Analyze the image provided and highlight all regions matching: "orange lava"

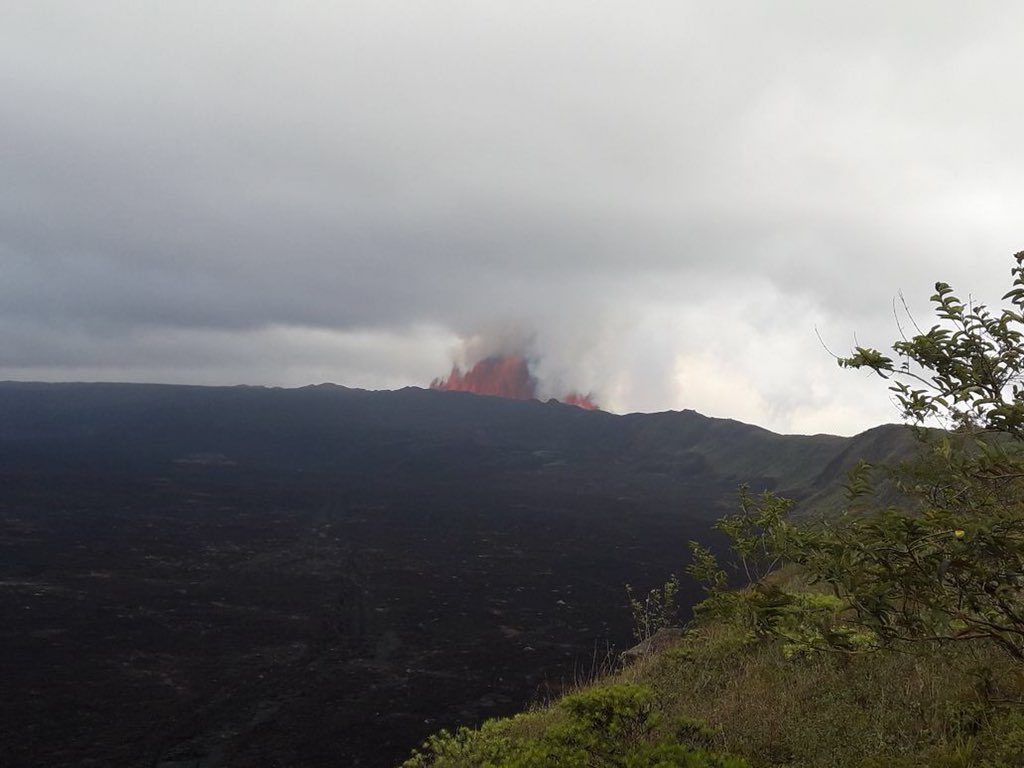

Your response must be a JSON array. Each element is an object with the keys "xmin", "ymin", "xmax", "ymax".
[
  {"xmin": 562, "ymin": 392, "xmax": 599, "ymax": 410},
  {"xmin": 431, "ymin": 355, "xmax": 537, "ymax": 400},
  {"xmin": 431, "ymin": 355, "xmax": 599, "ymax": 410}
]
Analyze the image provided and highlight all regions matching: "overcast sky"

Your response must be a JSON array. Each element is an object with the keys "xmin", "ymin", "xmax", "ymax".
[{"xmin": 2, "ymin": 2, "xmax": 1022, "ymax": 434}]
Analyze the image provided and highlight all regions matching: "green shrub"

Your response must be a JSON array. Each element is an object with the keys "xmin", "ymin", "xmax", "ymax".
[
  {"xmin": 402, "ymin": 714, "xmax": 537, "ymax": 768},
  {"xmin": 976, "ymin": 709, "xmax": 1024, "ymax": 767},
  {"xmin": 403, "ymin": 684, "xmax": 748, "ymax": 768}
]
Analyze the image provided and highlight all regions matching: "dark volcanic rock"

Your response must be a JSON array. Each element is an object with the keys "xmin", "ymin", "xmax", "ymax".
[{"xmin": 0, "ymin": 382, "xmax": 912, "ymax": 767}]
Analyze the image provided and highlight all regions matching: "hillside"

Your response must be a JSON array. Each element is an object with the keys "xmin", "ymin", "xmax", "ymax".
[
  {"xmin": 403, "ymin": 575, "xmax": 1024, "ymax": 768},
  {"xmin": 0, "ymin": 382, "xmax": 913, "ymax": 767}
]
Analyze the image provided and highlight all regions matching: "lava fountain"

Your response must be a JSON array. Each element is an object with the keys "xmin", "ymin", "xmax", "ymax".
[{"xmin": 431, "ymin": 355, "xmax": 599, "ymax": 410}]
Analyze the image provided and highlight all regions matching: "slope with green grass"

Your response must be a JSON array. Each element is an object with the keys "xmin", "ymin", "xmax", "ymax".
[{"xmin": 402, "ymin": 578, "xmax": 1024, "ymax": 768}]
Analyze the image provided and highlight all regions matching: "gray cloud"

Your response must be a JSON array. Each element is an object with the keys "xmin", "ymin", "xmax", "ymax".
[{"xmin": 2, "ymin": 2, "xmax": 1022, "ymax": 433}]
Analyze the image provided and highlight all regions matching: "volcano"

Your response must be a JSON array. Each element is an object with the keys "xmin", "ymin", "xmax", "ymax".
[{"xmin": 430, "ymin": 355, "xmax": 598, "ymax": 409}]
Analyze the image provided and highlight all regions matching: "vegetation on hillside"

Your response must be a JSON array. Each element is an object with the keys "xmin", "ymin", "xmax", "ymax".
[
  {"xmin": 403, "ymin": 255, "xmax": 1024, "ymax": 768},
  {"xmin": 689, "ymin": 254, "xmax": 1024, "ymax": 664},
  {"xmin": 403, "ymin": 590, "xmax": 1024, "ymax": 767}
]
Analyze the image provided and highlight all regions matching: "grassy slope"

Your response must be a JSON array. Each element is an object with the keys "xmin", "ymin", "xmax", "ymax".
[
  {"xmin": 620, "ymin": 411, "xmax": 916, "ymax": 512},
  {"xmin": 402, "ymin": 582, "xmax": 1024, "ymax": 768},
  {"xmin": 792, "ymin": 424, "xmax": 922, "ymax": 518}
]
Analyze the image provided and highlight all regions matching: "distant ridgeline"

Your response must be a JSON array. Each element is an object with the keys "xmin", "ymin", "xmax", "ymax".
[{"xmin": 0, "ymin": 381, "xmax": 911, "ymax": 518}]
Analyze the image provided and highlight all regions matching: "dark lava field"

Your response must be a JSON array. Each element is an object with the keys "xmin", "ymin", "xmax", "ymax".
[{"xmin": 0, "ymin": 382, "xmax": 908, "ymax": 767}]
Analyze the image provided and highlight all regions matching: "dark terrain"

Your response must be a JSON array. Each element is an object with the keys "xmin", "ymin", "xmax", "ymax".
[{"xmin": 0, "ymin": 382, "xmax": 911, "ymax": 767}]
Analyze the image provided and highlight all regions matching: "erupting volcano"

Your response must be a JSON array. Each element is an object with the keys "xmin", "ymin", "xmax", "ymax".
[
  {"xmin": 561, "ymin": 392, "xmax": 599, "ymax": 410},
  {"xmin": 431, "ymin": 355, "xmax": 599, "ymax": 410},
  {"xmin": 432, "ymin": 355, "xmax": 536, "ymax": 400}
]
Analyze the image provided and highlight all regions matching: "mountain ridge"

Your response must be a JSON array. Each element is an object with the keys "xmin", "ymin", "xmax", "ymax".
[{"xmin": 0, "ymin": 380, "xmax": 908, "ymax": 506}]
